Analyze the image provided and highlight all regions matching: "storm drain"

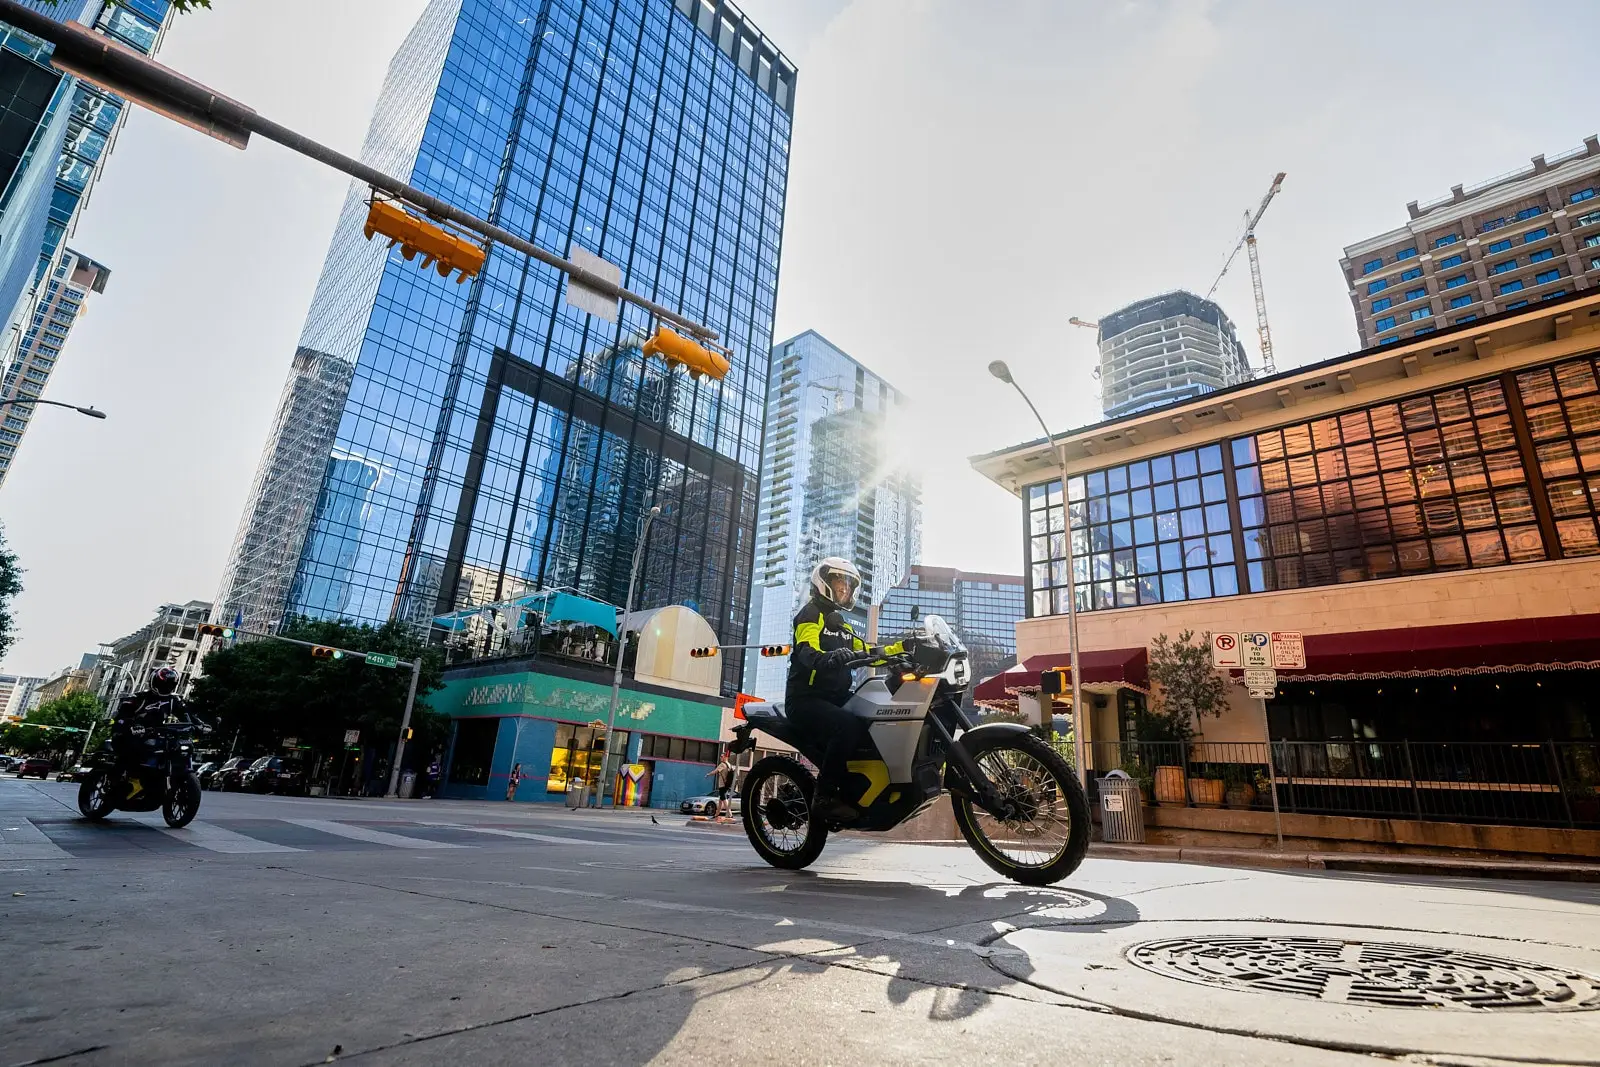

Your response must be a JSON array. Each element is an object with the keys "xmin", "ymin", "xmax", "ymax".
[{"xmin": 1125, "ymin": 935, "xmax": 1600, "ymax": 1012}]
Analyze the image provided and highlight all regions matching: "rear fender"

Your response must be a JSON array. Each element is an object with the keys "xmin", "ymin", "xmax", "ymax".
[{"xmin": 958, "ymin": 722, "xmax": 1031, "ymax": 749}]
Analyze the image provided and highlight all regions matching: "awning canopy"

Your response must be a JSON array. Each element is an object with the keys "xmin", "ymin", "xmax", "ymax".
[
  {"xmin": 1289, "ymin": 612, "xmax": 1600, "ymax": 681},
  {"xmin": 973, "ymin": 648, "xmax": 1149, "ymax": 710},
  {"xmin": 432, "ymin": 590, "xmax": 619, "ymax": 636}
]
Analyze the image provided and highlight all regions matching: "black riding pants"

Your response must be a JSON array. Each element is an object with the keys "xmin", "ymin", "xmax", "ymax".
[{"xmin": 786, "ymin": 693, "xmax": 864, "ymax": 790}]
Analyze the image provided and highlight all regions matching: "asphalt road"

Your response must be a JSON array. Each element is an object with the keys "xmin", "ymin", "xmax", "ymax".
[{"xmin": 4, "ymin": 775, "xmax": 1600, "ymax": 1067}]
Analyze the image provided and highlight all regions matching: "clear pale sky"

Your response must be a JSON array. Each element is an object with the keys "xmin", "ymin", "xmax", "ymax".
[{"xmin": 3, "ymin": 0, "xmax": 1597, "ymax": 676}]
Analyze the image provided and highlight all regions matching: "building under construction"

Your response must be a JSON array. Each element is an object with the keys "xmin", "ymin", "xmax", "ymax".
[{"xmin": 1094, "ymin": 291, "xmax": 1252, "ymax": 419}]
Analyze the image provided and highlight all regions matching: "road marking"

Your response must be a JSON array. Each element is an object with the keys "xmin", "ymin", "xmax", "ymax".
[
  {"xmin": 283, "ymin": 818, "xmax": 465, "ymax": 849},
  {"xmin": 0, "ymin": 818, "xmax": 70, "ymax": 859},
  {"xmin": 127, "ymin": 814, "xmax": 304, "ymax": 854},
  {"xmin": 416, "ymin": 822, "xmax": 614, "ymax": 846}
]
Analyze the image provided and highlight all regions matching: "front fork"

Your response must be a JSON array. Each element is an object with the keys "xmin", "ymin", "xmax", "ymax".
[{"xmin": 927, "ymin": 701, "xmax": 1017, "ymax": 819}]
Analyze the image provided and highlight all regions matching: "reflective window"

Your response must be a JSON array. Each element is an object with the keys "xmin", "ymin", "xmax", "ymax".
[{"xmin": 1516, "ymin": 358, "xmax": 1600, "ymax": 556}]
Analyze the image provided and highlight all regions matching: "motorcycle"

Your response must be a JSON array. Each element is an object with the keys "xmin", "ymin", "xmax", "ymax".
[
  {"xmin": 77, "ymin": 717, "xmax": 210, "ymax": 828},
  {"xmin": 729, "ymin": 614, "xmax": 1090, "ymax": 886}
]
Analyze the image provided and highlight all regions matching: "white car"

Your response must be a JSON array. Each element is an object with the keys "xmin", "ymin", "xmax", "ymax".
[{"xmin": 679, "ymin": 793, "xmax": 740, "ymax": 817}]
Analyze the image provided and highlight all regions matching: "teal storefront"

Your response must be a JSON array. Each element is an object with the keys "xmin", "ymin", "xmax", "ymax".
[{"xmin": 433, "ymin": 662, "xmax": 727, "ymax": 808}]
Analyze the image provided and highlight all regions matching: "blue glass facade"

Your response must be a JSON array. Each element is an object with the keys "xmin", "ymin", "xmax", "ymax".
[{"xmin": 221, "ymin": 0, "xmax": 793, "ymax": 695}]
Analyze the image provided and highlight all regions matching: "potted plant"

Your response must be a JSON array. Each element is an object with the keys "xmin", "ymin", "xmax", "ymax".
[
  {"xmin": 1223, "ymin": 764, "xmax": 1257, "ymax": 810},
  {"xmin": 1142, "ymin": 630, "xmax": 1230, "ymax": 806}
]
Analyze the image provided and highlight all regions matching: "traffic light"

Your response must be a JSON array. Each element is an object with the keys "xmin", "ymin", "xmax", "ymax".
[
  {"xmin": 1040, "ymin": 667, "xmax": 1071, "ymax": 696},
  {"xmin": 363, "ymin": 196, "xmax": 486, "ymax": 284},
  {"xmin": 311, "ymin": 646, "xmax": 344, "ymax": 660},
  {"xmin": 642, "ymin": 325, "xmax": 730, "ymax": 381},
  {"xmin": 402, "ymin": 727, "xmax": 414, "ymax": 742},
  {"xmin": 758, "ymin": 645, "xmax": 790, "ymax": 657},
  {"xmin": 197, "ymin": 623, "xmax": 234, "ymax": 639},
  {"xmin": 689, "ymin": 646, "xmax": 719, "ymax": 658}
]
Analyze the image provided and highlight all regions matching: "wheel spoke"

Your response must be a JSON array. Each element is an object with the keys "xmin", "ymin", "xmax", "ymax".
[
  {"xmin": 753, "ymin": 771, "xmax": 811, "ymax": 854},
  {"xmin": 967, "ymin": 747, "xmax": 1074, "ymax": 868}
]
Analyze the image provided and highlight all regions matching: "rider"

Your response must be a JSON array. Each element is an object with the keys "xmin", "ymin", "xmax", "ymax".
[
  {"xmin": 111, "ymin": 667, "xmax": 185, "ymax": 771},
  {"xmin": 787, "ymin": 557, "xmax": 905, "ymax": 822}
]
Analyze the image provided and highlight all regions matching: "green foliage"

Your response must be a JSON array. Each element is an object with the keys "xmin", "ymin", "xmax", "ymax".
[
  {"xmin": 0, "ymin": 691, "xmax": 103, "ymax": 755},
  {"xmin": 1140, "ymin": 630, "xmax": 1230, "ymax": 744},
  {"xmin": 188, "ymin": 618, "xmax": 445, "ymax": 766},
  {"xmin": 0, "ymin": 522, "xmax": 20, "ymax": 664}
]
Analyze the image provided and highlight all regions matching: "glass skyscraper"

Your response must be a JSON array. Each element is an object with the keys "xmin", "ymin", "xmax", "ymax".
[
  {"xmin": 873, "ymin": 566, "xmax": 1024, "ymax": 709},
  {"xmin": 745, "ymin": 330, "xmax": 921, "ymax": 700},
  {"xmin": 219, "ymin": 0, "xmax": 794, "ymax": 695}
]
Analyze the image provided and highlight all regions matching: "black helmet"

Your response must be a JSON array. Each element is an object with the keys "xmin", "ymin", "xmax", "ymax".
[{"xmin": 150, "ymin": 667, "xmax": 179, "ymax": 694}]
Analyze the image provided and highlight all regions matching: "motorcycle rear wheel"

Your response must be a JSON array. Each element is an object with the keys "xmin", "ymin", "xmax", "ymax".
[
  {"xmin": 163, "ymin": 773, "xmax": 202, "ymax": 828},
  {"xmin": 950, "ymin": 732, "xmax": 1089, "ymax": 886},
  {"xmin": 740, "ymin": 755, "xmax": 826, "ymax": 870},
  {"xmin": 77, "ymin": 770, "xmax": 115, "ymax": 821}
]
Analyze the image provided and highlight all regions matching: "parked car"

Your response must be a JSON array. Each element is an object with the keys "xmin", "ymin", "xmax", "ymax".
[
  {"xmin": 14, "ymin": 756, "xmax": 51, "ymax": 779},
  {"xmin": 55, "ymin": 764, "xmax": 92, "ymax": 782},
  {"xmin": 679, "ymin": 793, "xmax": 740, "ymax": 818},
  {"xmin": 193, "ymin": 761, "xmax": 218, "ymax": 787},
  {"xmin": 210, "ymin": 757, "xmax": 252, "ymax": 792},
  {"xmin": 0, "ymin": 755, "xmax": 17, "ymax": 771},
  {"xmin": 240, "ymin": 756, "xmax": 308, "ymax": 796}
]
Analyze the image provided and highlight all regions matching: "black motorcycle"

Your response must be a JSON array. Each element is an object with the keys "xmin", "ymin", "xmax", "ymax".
[
  {"xmin": 77, "ymin": 719, "xmax": 209, "ymax": 828},
  {"xmin": 730, "ymin": 615, "xmax": 1091, "ymax": 886}
]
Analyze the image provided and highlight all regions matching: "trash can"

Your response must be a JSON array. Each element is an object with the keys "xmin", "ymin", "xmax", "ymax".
[
  {"xmin": 398, "ymin": 770, "xmax": 417, "ymax": 799},
  {"xmin": 1096, "ymin": 769, "xmax": 1145, "ymax": 843},
  {"xmin": 565, "ymin": 778, "xmax": 586, "ymax": 809}
]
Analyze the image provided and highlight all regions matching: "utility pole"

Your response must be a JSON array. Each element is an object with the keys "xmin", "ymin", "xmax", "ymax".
[{"xmin": 594, "ymin": 505, "xmax": 661, "ymax": 809}]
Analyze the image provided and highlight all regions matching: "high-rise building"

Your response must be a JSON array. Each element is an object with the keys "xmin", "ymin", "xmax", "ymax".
[
  {"xmin": 1095, "ymin": 291, "xmax": 1251, "ymax": 419},
  {"xmin": 0, "ymin": 672, "xmax": 43, "ymax": 719},
  {"xmin": 745, "ymin": 330, "xmax": 920, "ymax": 699},
  {"xmin": 98, "ymin": 599, "xmax": 212, "ymax": 703},
  {"xmin": 1342, "ymin": 136, "xmax": 1600, "ymax": 351},
  {"xmin": 0, "ymin": 2, "xmax": 168, "ymax": 398},
  {"xmin": 218, "ymin": 0, "xmax": 794, "ymax": 697},
  {"xmin": 871, "ymin": 565, "xmax": 1023, "ymax": 708},
  {"xmin": 0, "ymin": 247, "xmax": 107, "ymax": 484}
]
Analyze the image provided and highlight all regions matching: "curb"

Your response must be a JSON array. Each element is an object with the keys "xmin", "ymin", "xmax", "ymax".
[{"xmin": 1090, "ymin": 842, "xmax": 1600, "ymax": 882}]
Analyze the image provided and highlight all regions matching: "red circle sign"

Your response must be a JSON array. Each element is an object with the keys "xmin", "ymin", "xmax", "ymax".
[{"xmin": 1214, "ymin": 634, "xmax": 1236, "ymax": 650}]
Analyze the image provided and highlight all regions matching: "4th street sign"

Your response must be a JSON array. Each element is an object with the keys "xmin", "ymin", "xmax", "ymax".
[{"xmin": 365, "ymin": 652, "xmax": 399, "ymax": 669}]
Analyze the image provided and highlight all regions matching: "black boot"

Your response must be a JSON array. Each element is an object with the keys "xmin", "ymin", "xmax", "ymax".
[{"xmin": 812, "ymin": 782, "xmax": 859, "ymax": 823}]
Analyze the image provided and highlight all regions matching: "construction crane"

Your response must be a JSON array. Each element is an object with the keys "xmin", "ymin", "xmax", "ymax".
[{"xmin": 1207, "ymin": 172, "xmax": 1286, "ymax": 376}]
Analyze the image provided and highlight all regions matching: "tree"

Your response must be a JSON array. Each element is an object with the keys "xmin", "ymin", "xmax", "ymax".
[
  {"xmin": 0, "ymin": 522, "xmax": 19, "ymax": 664},
  {"xmin": 0, "ymin": 692, "xmax": 103, "ymax": 757},
  {"xmin": 1141, "ymin": 630, "xmax": 1230, "ymax": 744},
  {"xmin": 188, "ymin": 618, "xmax": 445, "ymax": 777},
  {"xmin": 42, "ymin": 1, "xmax": 212, "ymax": 12}
]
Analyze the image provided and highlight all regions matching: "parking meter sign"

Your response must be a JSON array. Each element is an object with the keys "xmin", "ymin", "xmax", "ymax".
[
  {"xmin": 1241, "ymin": 632, "xmax": 1272, "ymax": 669},
  {"xmin": 1210, "ymin": 633, "xmax": 1241, "ymax": 668},
  {"xmin": 344, "ymin": 729, "xmax": 360, "ymax": 745}
]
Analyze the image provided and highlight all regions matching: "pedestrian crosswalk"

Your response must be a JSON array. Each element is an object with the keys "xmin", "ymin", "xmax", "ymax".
[{"xmin": 0, "ymin": 814, "xmax": 660, "ymax": 861}]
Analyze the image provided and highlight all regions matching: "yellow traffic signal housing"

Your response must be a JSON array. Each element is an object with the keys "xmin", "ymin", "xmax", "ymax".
[
  {"xmin": 311, "ymin": 646, "xmax": 343, "ymax": 660},
  {"xmin": 363, "ymin": 197, "xmax": 487, "ymax": 284},
  {"xmin": 1039, "ymin": 667, "xmax": 1070, "ymax": 696},
  {"xmin": 197, "ymin": 623, "xmax": 234, "ymax": 639},
  {"xmin": 759, "ymin": 644, "xmax": 791, "ymax": 657},
  {"xmin": 642, "ymin": 325, "xmax": 730, "ymax": 381},
  {"xmin": 689, "ymin": 646, "xmax": 719, "ymax": 658}
]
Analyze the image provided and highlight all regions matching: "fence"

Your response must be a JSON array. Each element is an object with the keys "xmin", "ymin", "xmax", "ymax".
[{"xmin": 1065, "ymin": 738, "xmax": 1600, "ymax": 831}]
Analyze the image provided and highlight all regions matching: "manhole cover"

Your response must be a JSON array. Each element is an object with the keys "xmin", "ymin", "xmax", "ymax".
[{"xmin": 1126, "ymin": 935, "xmax": 1600, "ymax": 1012}]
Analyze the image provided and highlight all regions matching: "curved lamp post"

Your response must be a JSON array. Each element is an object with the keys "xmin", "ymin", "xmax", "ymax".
[
  {"xmin": 0, "ymin": 397, "xmax": 105, "ymax": 419},
  {"xmin": 988, "ymin": 360, "xmax": 1087, "ymax": 789}
]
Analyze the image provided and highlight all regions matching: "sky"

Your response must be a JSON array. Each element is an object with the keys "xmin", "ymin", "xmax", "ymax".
[{"xmin": 3, "ymin": 0, "xmax": 1599, "ymax": 676}]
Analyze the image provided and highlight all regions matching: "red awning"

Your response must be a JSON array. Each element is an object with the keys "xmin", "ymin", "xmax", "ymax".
[
  {"xmin": 1294, "ymin": 612, "xmax": 1600, "ymax": 680},
  {"xmin": 972, "ymin": 648, "xmax": 1149, "ymax": 707}
]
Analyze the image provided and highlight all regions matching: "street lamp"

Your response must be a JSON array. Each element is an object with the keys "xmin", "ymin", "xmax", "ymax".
[
  {"xmin": 0, "ymin": 397, "xmax": 105, "ymax": 419},
  {"xmin": 988, "ymin": 359, "xmax": 1088, "ymax": 789},
  {"xmin": 594, "ymin": 503, "xmax": 661, "ymax": 809}
]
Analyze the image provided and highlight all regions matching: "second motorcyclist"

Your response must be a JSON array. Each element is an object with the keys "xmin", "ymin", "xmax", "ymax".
[{"xmin": 111, "ymin": 666, "xmax": 186, "ymax": 773}]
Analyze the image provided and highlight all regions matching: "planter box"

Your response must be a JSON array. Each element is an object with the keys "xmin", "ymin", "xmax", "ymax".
[{"xmin": 1188, "ymin": 778, "xmax": 1225, "ymax": 808}]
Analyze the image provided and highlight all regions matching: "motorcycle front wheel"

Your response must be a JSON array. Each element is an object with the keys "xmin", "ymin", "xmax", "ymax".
[
  {"xmin": 77, "ymin": 770, "xmax": 116, "ymax": 821},
  {"xmin": 163, "ymin": 773, "xmax": 202, "ymax": 828},
  {"xmin": 740, "ymin": 755, "xmax": 826, "ymax": 870},
  {"xmin": 950, "ymin": 731, "xmax": 1090, "ymax": 886}
]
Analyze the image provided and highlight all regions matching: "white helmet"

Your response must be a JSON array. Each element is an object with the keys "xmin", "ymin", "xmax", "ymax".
[{"xmin": 810, "ymin": 557, "xmax": 862, "ymax": 610}]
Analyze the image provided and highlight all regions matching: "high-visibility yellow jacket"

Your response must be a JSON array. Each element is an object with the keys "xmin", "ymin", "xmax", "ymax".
[{"xmin": 786, "ymin": 595, "xmax": 904, "ymax": 704}]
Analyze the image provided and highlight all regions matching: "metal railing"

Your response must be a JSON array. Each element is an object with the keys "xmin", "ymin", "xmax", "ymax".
[{"xmin": 1066, "ymin": 738, "xmax": 1600, "ymax": 830}]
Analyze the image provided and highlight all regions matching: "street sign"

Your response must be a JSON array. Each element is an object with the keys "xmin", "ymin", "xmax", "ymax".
[
  {"xmin": 283, "ymin": 737, "xmax": 297, "ymax": 748},
  {"xmin": 1271, "ymin": 631, "xmax": 1306, "ymax": 669},
  {"xmin": 1241, "ymin": 632, "xmax": 1272, "ymax": 669},
  {"xmin": 365, "ymin": 652, "xmax": 399, "ymax": 669},
  {"xmin": 343, "ymin": 729, "xmax": 360, "ymax": 745},
  {"xmin": 564, "ymin": 244, "xmax": 621, "ymax": 323},
  {"xmin": 1210, "ymin": 632, "xmax": 1241, "ymax": 668},
  {"xmin": 1244, "ymin": 668, "xmax": 1277, "ymax": 698}
]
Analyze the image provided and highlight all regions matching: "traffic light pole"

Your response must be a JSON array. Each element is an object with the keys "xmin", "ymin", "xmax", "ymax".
[{"xmin": 0, "ymin": 0, "xmax": 720, "ymax": 344}]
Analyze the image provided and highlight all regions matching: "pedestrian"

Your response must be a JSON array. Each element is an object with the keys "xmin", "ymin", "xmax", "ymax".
[
  {"xmin": 708, "ymin": 751, "xmax": 736, "ymax": 820},
  {"xmin": 425, "ymin": 756, "xmax": 441, "ymax": 798},
  {"xmin": 506, "ymin": 762, "xmax": 522, "ymax": 802}
]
